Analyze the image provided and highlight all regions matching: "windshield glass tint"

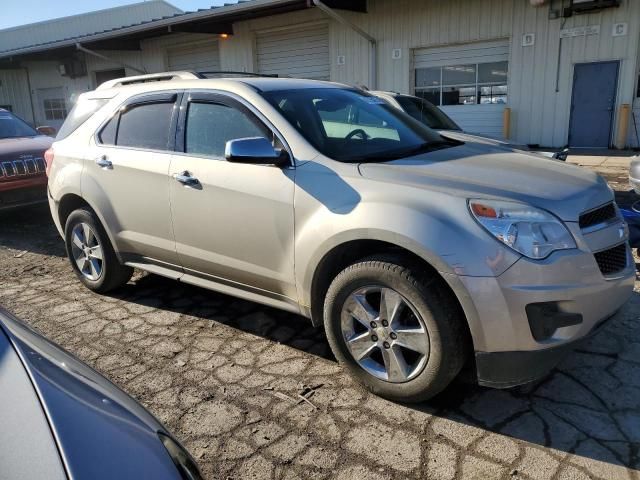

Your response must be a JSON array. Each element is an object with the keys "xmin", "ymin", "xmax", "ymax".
[
  {"xmin": 395, "ymin": 96, "xmax": 460, "ymax": 131},
  {"xmin": 261, "ymin": 88, "xmax": 447, "ymax": 162},
  {"xmin": 0, "ymin": 111, "xmax": 37, "ymax": 139}
]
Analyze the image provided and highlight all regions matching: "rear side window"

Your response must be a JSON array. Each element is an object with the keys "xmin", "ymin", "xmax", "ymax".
[
  {"xmin": 57, "ymin": 99, "xmax": 108, "ymax": 140},
  {"xmin": 98, "ymin": 101, "xmax": 175, "ymax": 151},
  {"xmin": 117, "ymin": 103, "xmax": 174, "ymax": 150},
  {"xmin": 185, "ymin": 102, "xmax": 266, "ymax": 158}
]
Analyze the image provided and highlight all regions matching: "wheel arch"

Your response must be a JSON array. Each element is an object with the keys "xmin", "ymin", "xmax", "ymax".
[
  {"xmin": 304, "ymin": 234, "xmax": 483, "ymax": 352},
  {"xmin": 57, "ymin": 193, "xmax": 123, "ymax": 263}
]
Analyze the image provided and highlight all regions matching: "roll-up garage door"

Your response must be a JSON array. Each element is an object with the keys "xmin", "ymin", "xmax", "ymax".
[
  {"xmin": 413, "ymin": 40, "xmax": 510, "ymax": 138},
  {"xmin": 256, "ymin": 25, "xmax": 330, "ymax": 80},
  {"xmin": 167, "ymin": 41, "xmax": 220, "ymax": 73}
]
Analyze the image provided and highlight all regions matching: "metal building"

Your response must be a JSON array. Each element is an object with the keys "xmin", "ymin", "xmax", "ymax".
[{"xmin": 0, "ymin": 0, "xmax": 639, "ymax": 149}]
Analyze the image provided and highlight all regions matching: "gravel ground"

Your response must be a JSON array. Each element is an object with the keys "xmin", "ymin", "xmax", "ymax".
[{"xmin": 0, "ymin": 164, "xmax": 638, "ymax": 480}]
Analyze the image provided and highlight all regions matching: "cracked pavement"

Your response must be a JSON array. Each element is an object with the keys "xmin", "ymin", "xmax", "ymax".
[{"xmin": 0, "ymin": 164, "xmax": 638, "ymax": 480}]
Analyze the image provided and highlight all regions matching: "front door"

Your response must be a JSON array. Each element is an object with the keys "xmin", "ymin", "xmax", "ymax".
[
  {"xmin": 169, "ymin": 92, "xmax": 296, "ymax": 298},
  {"xmin": 568, "ymin": 61, "xmax": 619, "ymax": 148}
]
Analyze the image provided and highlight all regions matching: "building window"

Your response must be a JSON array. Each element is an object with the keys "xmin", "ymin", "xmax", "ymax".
[
  {"xmin": 415, "ymin": 61, "xmax": 508, "ymax": 106},
  {"xmin": 43, "ymin": 98, "xmax": 68, "ymax": 121}
]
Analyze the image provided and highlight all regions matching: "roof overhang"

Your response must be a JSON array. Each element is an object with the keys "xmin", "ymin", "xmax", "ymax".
[{"xmin": 0, "ymin": 0, "xmax": 367, "ymax": 63}]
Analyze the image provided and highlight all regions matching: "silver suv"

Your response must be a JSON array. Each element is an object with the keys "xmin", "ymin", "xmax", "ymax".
[{"xmin": 47, "ymin": 72, "xmax": 635, "ymax": 402}]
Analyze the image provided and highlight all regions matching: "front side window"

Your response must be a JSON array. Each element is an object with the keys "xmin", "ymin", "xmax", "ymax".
[
  {"xmin": 262, "ymin": 88, "xmax": 454, "ymax": 163},
  {"xmin": 98, "ymin": 101, "xmax": 174, "ymax": 150},
  {"xmin": 185, "ymin": 102, "xmax": 266, "ymax": 158},
  {"xmin": 416, "ymin": 61, "xmax": 508, "ymax": 106}
]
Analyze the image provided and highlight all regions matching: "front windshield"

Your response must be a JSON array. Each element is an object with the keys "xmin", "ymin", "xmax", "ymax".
[
  {"xmin": 261, "ymin": 88, "xmax": 456, "ymax": 162},
  {"xmin": 0, "ymin": 111, "xmax": 38, "ymax": 139},
  {"xmin": 395, "ymin": 95, "xmax": 461, "ymax": 131}
]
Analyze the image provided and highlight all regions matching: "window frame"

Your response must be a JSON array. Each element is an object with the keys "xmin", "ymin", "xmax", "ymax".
[
  {"xmin": 95, "ymin": 91, "xmax": 182, "ymax": 153},
  {"xmin": 415, "ymin": 61, "xmax": 509, "ymax": 107},
  {"xmin": 176, "ymin": 90, "xmax": 294, "ymax": 168}
]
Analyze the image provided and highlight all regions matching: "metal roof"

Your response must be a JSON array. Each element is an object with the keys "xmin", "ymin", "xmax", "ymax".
[
  {"xmin": 0, "ymin": 1, "xmax": 182, "ymax": 56},
  {"xmin": 0, "ymin": 0, "xmax": 305, "ymax": 59}
]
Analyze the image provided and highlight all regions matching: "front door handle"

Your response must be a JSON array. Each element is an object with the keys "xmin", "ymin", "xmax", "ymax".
[
  {"xmin": 95, "ymin": 155, "xmax": 112, "ymax": 169},
  {"xmin": 174, "ymin": 171, "xmax": 200, "ymax": 187}
]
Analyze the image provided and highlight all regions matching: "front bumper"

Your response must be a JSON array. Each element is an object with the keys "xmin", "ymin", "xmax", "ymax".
[
  {"xmin": 475, "ymin": 313, "xmax": 614, "ymax": 388},
  {"xmin": 458, "ymin": 224, "xmax": 635, "ymax": 388},
  {"xmin": 0, "ymin": 183, "xmax": 47, "ymax": 211}
]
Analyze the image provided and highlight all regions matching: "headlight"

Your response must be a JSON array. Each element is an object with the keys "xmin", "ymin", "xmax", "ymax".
[
  {"xmin": 158, "ymin": 432, "xmax": 203, "ymax": 480},
  {"xmin": 469, "ymin": 199, "xmax": 576, "ymax": 259}
]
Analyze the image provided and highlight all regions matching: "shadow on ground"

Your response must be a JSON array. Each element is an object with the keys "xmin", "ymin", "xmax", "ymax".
[{"xmin": 1, "ymin": 202, "xmax": 638, "ymax": 475}]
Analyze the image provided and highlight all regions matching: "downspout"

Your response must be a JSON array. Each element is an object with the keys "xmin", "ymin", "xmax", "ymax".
[
  {"xmin": 22, "ymin": 67, "xmax": 37, "ymax": 126},
  {"xmin": 311, "ymin": 0, "xmax": 377, "ymax": 90},
  {"xmin": 75, "ymin": 43, "xmax": 146, "ymax": 75}
]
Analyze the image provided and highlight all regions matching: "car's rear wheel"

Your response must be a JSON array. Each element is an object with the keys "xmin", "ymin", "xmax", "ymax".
[
  {"xmin": 64, "ymin": 208, "xmax": 133, "ymax": 293},
  {"xmin": 323, "ymin": 255, "xmax": 467, "ymax": 403}
]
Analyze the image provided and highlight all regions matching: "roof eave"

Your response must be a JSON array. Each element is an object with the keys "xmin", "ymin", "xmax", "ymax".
[{"xmin": 0, "ymin": 0, "xmax": 305, "ymax": 60}]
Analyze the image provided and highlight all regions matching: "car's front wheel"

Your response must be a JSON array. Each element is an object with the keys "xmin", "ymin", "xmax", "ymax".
[
  {"xmin": 64, "ymin": 208, "xmax": 133, "ymax": 293},
  {"xmin": 323, "ymin": 255, "xmax": 468, "ymax": 403}
]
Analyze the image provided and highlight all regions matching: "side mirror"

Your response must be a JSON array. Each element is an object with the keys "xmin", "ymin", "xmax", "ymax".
[
  {"xmin": 225, "ymin": 137, "xmax": 289, "ymax": 166},
  {"xmin": 37, "ymin": 126, "xmax": 57, "ymax": 137},
  {"xmin": 552, "ymin": 147, "xmax": 569, "ymax": 161}
]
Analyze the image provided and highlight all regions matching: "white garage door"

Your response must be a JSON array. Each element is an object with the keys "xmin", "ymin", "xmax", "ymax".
[
  {"xmin": 413, "ymin": 40, "xmax": 510, "ymax": 139},
  {"xmin": 256, "ymin": 25, "xmax": 330, "ymax": 80},
  {"xmin": 167, "ymin": 41, "xmax": 220, "ymax": 73}
]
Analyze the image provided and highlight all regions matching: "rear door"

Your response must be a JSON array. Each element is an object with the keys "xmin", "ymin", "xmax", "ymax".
[
  {"xmin": 84, "ymin": 91, "xmax": 181, "ymax": 266},
  {"xmin": 168, "ymin": 91, "xmax": 296, "ymax": 298}
]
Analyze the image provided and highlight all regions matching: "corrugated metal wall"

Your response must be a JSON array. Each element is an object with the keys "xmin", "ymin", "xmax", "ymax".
[
  {"xmin": 0, "ymin": 70, "xmax": 33, "ymax": 124},
  {"xmin": 509, "ymin": 0, "xmax": 640, "ymax": 148},
  {"xmin": 11, "ymin": 0, "xmax": 640, "ymax": 147}
]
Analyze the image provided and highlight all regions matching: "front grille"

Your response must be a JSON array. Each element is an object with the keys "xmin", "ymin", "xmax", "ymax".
[
  {"xmin": 24, "ymin": 159, "xmax": 36, "ymax": 174},
  {"xmin": 2, "ymin": 162, "xmax": 16, "ymax": 176},
  {"xmin": 594, "ymin": 243, "xmax": 627, "ymax": 276},
  {"xmin": 14, "ymin": 160, "xmax": 26, "ymax": 175},
  {"xmin": 579, "ymin": 203, "xmax": 617, "ymax": 229},
  {"xmin": 35, "ymin": 158, "xmax": 46, "ymax": 172},
  {"xmin": 0, "ymin": 158, "xmax": 46, "ymax": 178}
]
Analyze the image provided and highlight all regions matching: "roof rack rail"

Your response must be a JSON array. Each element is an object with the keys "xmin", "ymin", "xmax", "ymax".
[
  {"xmin": 195, "ymin": 71, "xmax": 279, "ymax": 78},
  {"xmin": 96, "ymin": 71, "xmax": 200, "ymax": 90}
]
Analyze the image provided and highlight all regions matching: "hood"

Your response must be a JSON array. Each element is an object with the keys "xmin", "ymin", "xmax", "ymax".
[
  {"xmin": 0, "ymin": 308, "xmax": 186, "ymax": 480},
  {"xmin": 358, "ymin": 141, "xmax": 612, "ymax": 221},
  {"xmin": 0, "ymin": 135, "xmax": 53, "ymax": 157}
]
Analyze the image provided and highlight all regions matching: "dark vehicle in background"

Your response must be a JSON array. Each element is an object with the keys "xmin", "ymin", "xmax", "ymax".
[
  {"xmin": 0, "ymin": 109, "xmax": 53, "ymax": 211},
  {"xmin": 372, "ymin": 91, "xmax": 567, "ymax": 160},
  {"xmin": 0, "ymin": 307, "xmax": 202, "ymax": 480}
]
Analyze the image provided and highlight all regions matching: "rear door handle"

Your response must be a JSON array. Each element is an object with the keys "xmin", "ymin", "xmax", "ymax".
[
  {"xmin": 174, "ymin": 171, "xmax": 200, "ymax": 187},
  {"xmin": 95, "ymin": 155, "xmax": 112, "ymax": 169}
]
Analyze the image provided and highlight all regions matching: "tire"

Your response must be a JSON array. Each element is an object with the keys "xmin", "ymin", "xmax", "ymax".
[
  {"xmin": 323, "ymin": 254, "xmax": 468, "ymax": 403},
  {"xmin": 64, "ymin": 208, "xmax": 133, "ymax": 293}
]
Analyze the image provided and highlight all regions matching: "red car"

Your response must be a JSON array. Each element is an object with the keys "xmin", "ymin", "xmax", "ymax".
[{"xmin": 0, "ymin": 109, "xmax": 53, "ymax": 211}]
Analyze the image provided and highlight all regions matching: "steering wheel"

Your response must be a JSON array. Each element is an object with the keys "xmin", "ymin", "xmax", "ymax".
[{"xmin": 344, "ymin": 128, "xmax": 369, "ymax": 141}]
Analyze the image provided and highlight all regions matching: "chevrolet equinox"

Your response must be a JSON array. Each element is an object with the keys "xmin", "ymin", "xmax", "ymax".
[{"xmin": 47, "ymin": 72, "xmax": 635, "ymax": 402}]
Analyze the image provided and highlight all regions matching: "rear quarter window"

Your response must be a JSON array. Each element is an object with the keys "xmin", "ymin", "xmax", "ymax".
[{"xmin": 57, "ymin": 99, "xmax": 109, "ymax": 140}]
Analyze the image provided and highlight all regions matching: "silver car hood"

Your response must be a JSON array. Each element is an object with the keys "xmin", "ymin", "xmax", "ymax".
[{"xmin": 358, "ymin": 143, "xmax": 612, "ymax": 221}]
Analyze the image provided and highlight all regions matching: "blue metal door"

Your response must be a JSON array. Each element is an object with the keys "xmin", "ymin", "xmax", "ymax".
[{"xmin": 568, "ymin": 61, "xmax": 619, "ymax": 148}]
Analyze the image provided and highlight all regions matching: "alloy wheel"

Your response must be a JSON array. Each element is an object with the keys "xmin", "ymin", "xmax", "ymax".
[
  {"xmin": 340, "ymin": 286, "xmax": 429, "ymax": 383},
  {"xmin": 70, "ymin": 222, "xmax": 104, "ymax": 281}
]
